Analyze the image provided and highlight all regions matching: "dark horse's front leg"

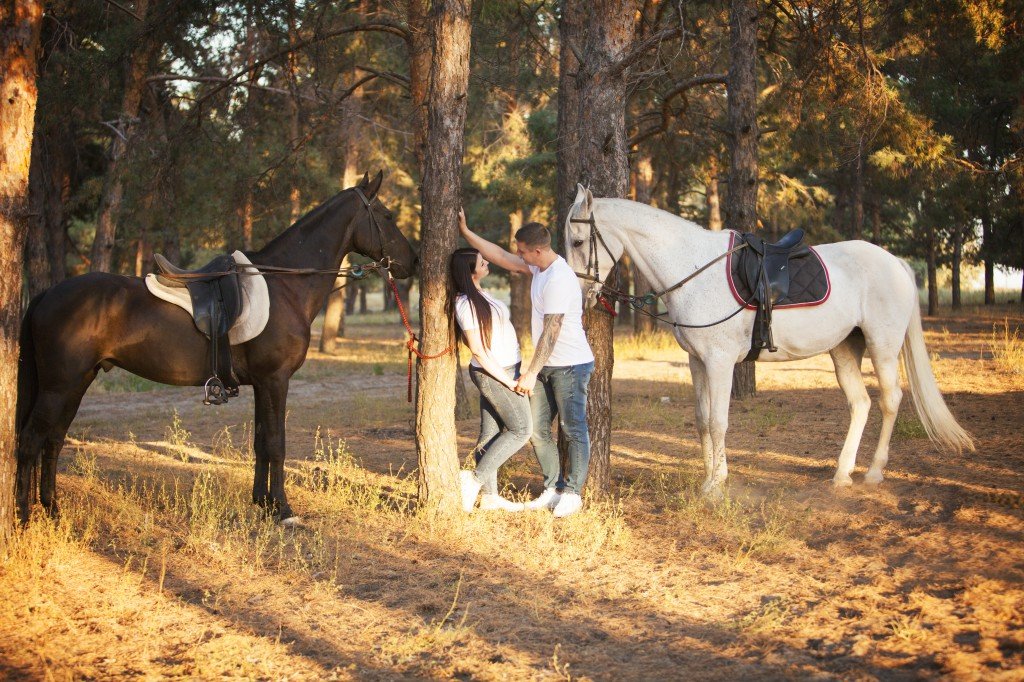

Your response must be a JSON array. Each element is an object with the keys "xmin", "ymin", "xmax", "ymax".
[{"xmin": 252, "ymin": 374, "xmax": 295, "ymax": 520}]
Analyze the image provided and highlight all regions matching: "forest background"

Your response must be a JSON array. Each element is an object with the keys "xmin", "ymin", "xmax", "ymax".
[{"xmin": 21, "ymin": 0, "xmax": 1024, "ymax": 320}]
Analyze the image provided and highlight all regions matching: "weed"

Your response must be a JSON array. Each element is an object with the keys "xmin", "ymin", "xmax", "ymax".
[
  {"xmin": 991, "ymin": 319, "xmax": 1024, "ymax": 374},
  {"xmin": 893, "ymin": 414, "xmax": 928, "ymax": 441},
  {"xmin": 737, "ymin": 596, "xmax": 791, "ymax": 634},
  {"xmin": 166, "ymin": 409, "xmax": 192, "ymax": 456},
  {"xmin": 888, "ymin": 614, "xmax": 926, "ymax": 642}
]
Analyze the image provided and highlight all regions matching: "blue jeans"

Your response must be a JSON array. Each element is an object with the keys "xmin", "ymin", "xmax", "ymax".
[
  {"xmin": 469, "ymin": 362, "xmax": 532, "ymax": 495},
  {"xmin": 530, "ymin": 361, "xmax": 594, "ymax": 494}
]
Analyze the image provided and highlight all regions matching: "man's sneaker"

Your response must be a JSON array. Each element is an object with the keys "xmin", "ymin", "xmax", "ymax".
[
  {"xmin": 552, "ymin": 492, "xmax": 583, "ymax": 518},
  {"xmin": 478, "ymin": 494, "xmax": 525, "ymax": 512},
  {"xmin": 524, "ymin": 487, "xmax": 561, "ymax": 511},
  {"xmin": 459, "ymin": 470, "xmax": 482, "ymax": 513}
]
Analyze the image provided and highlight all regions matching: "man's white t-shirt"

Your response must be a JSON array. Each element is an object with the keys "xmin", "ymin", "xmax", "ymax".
[
  {"xmin": 529, "ymin": 256, "xmax": 594, "ymax": 367},
  {"xmin": 454, "ymin": 291, "xmax": 522, "ymax": 368}
]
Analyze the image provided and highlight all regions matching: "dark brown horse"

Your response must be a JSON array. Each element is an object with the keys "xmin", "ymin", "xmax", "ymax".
[{"xmin": 16, "ymin": 171, "xmax": 416, "ymax": 522}]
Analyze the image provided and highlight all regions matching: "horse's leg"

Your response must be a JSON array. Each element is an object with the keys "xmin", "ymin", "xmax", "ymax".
[
  {"xmin": 865, "ymin": 350, "xmax": 903, "ymax": 485},
  {"xmin": 25, "ymin": 376, "xmax": 95, "ymax": 518},
  {"xmin": 251, "ymin": 399, "xmax": 271, "ymax": 509},
  {"xmin": 829, "ymin": 335, "xmax": 869, "ymax": 487},
  {"xmin": 700, "ymin": 355, "xmax": 735, "ymax": 499},
  {"xmin": 688, "ymin": 357, "xmax": 714, "ymax": 491},
  {"xmin": 253, "ymin": 374, "xmax": 294, "ymax": 520}
]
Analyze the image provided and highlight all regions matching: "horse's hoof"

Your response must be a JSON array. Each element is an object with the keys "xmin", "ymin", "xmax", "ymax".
[
  {"xmin": 864, "ymin": 471, "xmax": 884, "ymax": 485},
  {"xmin": 832, "ymin": 475, "xmax": 854, "ymax": 488}
]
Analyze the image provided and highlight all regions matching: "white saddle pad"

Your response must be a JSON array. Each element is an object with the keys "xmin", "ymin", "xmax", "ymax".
[{"xmin": 145, "ymin": 250, "xmax": 270, "ymax": 345}]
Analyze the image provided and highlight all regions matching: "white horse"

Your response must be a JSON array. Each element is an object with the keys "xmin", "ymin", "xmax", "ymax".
[{"xmin": 564, "ymin": 184, "xmax": 974, "ymax": 497}]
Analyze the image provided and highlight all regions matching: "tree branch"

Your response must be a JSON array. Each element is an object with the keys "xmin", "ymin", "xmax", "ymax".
[
  {"xmin": 103, "ymin": 0, "xmax": 142, "ymax": 21},
  {"xmin": 605, "ymin": 26, "xmax": 683, "ymax": 79},
  {"xmin": 147, "ymin": 74, "xmax": 319, "ymax": 101},
  {"xmin": 192, "ymin": 22, "xmax": 409, "ymax": 110},
  {"xmin": 629, "ymin": 73, "xmax": 728, "ymax": 147}
]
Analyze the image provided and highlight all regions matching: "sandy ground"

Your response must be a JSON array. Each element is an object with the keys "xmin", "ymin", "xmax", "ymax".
[{"xmin": 0, "ymin": 305, "xmax": 1021, "ymax": 680}]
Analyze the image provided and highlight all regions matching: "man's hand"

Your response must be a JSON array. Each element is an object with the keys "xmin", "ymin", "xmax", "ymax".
[{"xmin": 515, "ymin": 371, "xmax": 537, "ymax": 396}]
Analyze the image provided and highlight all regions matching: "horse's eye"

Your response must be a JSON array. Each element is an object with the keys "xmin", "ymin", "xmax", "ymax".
[{"xmin": 572, "ymin": 239, "xmax": 584, "ymax": 248}]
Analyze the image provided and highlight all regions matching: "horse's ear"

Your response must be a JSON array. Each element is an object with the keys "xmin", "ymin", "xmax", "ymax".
[
  {"xmin": 366, "ymin": 170, "xmax": 384, "ymax": 199},
  {"xmin": 574, "ymin": 183, "xmax": 587, "ymax": 205},
  {"xmin": 358, "ymin": 172, "xmax": 369, "ymax": 189},
  {"xmin": 584, "ymin": 187, "xmax": 594, "ymax": 213}
]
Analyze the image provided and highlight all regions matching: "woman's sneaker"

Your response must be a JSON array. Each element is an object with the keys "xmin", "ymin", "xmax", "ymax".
[
  {"xmin": 524, "ymin": 487, "xmax": 561, "ymax": 511},
  {"xmin": 459, "ymin": 470, "xmax": 482, "ymax": 513},
  {"xmin": 552, "ymin": 492, "xmax": 582, "ymax": 518},
  {"xmin": 478, "ymin": 494, "xmax": 525, "ymax": 512}
]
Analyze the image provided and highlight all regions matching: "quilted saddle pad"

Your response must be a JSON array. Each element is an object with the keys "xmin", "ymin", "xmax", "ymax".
[{"xmin": 726, "ymin": 231, "xmax": 831, "ymax": 309}]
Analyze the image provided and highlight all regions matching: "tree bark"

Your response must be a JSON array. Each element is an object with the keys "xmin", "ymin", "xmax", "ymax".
[
  {"xmin": 0, "ymin": 0, "xmax": 43, "ymax": 542},
  {"xmin": 631, "ymin": 156, "xmax": 656, "ymax": 334},
  {"xmin": 90, "ymin": 0, "xmax": 159, "ymax": 273},
  {"xmin": 850, "ymin": 138, "xmax": 864, "ymax": 240},
  {"xmin": 726, "ymin": 0, "xmax": 759, "ymax": 400},
  {"xmin": 556, "ymin": 0, "xmax": 640, "ymax": 497},
  {"xmin": 508, "ymin": 209, "xmax": 532, "ymax": 343},
  {"xmin": 981, "ymin": 202, "xmax": 994, "ymax": 305},
  {"xmin": 415, "ymin": 0, "xmax": 471, "ymax": 515},
  {"xmin": 706, "ymin": 157, "xmax": 723, "ymax": 232},
  {"xmin": 927, "ymin": 225, "xmax": 938, "ymax": 316},
  {"xmin": 951, "ymin": 224, "xmax": 962, "ymax": 310}
]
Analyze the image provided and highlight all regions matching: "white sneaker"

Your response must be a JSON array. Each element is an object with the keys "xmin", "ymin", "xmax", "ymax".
[
  {"xmin": 524, "ymin": 487, "xmax": 561, "ymax": 511},
  {"xmin": 552, "ymin": 492, "xmax": 583, "ymax": 518},
  {"xmin": 459, "ymin": 470, "xmax": 481, "ymax": 513},
  {"xmin": 478, "ymin": 494, "xmax": 525, "ymax": 512}
]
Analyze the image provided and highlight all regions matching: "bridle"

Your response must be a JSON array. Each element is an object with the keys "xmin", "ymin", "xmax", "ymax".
[
  {"xmin": 353, "ymin": 186, "xmax": 393, "ymax": 274},
  {"xmin": 567, "ymin": 208, "xmax": 756, "ymax": 329}
]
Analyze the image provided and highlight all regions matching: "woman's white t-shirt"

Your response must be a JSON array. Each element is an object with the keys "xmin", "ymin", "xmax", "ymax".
[{"xmin": 454, "ymin": 291, "xmax": 522, "ymax": 368}]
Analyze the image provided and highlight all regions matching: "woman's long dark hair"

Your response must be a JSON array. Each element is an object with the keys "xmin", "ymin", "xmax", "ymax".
[{"xmin": 448, "ymin": 247, "xmax": 493, "ymax": 350}]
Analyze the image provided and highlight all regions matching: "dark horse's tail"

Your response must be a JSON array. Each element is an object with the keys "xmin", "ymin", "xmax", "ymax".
[{"xmin": 16, "ymin": 292, "xmax": 45, "ymax": 512}]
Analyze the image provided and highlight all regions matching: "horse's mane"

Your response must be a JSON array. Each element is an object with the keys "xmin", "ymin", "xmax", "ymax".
[{"xmin": 254, "ymin": 189, "xmax": 353, "ymax": 257}]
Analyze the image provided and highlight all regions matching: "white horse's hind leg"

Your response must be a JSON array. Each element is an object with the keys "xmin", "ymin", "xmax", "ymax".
[
  {"xmin": 830, "ymin": 335, "xmax": 869, "ymax": 487},
  {"xmin": 689, "ymin": 357, "xmax": 714, "ymax": 489},
  {"xmin": 699, "ymin": 355, "xmax": 735, "ymax": 499},
  {"xmin": 865, "ymin": 350, "xmax": 903, "ymax": 485}
]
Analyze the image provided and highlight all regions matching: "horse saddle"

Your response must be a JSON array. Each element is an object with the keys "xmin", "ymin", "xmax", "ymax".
[
  {"xmin": 727, "ymin": 230, "xmax": 831, "ymax": 361},
  {"xmin": 154, "ymin": 253, "xmax": 243, "ymax": 405}
]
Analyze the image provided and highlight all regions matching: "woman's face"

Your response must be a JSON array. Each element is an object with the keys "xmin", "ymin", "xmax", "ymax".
[{"xmin": 472, "ymin": 253, "xmax": 490, "ymax": 281}]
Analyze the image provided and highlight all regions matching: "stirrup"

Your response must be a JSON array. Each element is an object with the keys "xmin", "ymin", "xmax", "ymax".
[{"xmin": 204, "ymin": 376, "xmax": 229, "ymax": 405}]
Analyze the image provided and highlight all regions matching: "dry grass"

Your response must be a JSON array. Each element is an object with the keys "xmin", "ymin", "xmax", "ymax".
[
  {"xmin": 991, "ymin": 318, "xmax": 1024, "ymax": 375},
  {"xmin": 2, "ymin": 304, "xmax": 1022, "ymax": 679}
]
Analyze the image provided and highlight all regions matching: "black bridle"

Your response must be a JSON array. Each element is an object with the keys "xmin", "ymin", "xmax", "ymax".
[
  {"xmin": 353, "ymin": 186, "xmax": 393, "ymax": 274},
  {"xmin": 567, "ymin": 209, "xmax": 755, "ymax": 329}
]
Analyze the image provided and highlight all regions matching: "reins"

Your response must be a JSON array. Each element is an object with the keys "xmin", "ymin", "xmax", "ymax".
[
  {"xmin": 570, "ymin": 213, "xmax": 756, "ymax": 329},
  {"xmin": 385, "ymin": 274, "xmax": 455, "ymax": 402}
]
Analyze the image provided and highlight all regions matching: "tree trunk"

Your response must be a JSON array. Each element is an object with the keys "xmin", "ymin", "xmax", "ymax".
[
  {"xmin": 508, "ymin": 209, "xmax": 532, "ymax": 342},
  {"xmin": 927, "ymin": 226, "xmax": 938, "ymax": 316},
  {"xmin": 871, "ymin": 199, "xmax": 882, "ymax": 245},
  {"xmin": 632, "ymin": 157, "xmax": 656, "ymax": 334},
  {"xmin": 726, "ymin": 0, "xmax": 759, "ymax": 399},
  {"xmin": 407, "ymin": 0, "xmax": 431, "ymax": 175},
  {"xmin": 706, "ymin": 157, "xmax": 723, "ymax": 232},
  {"xmin": 414, "ymin": 0, "xmax": 471, "ymax": 515},
  {"xmin": 951, "ymin": 225, "xmax": 962, "ymax": 311},
  {"xmin": 287, "ymin": 2, "xmax": 302, "ymax": 224},
  {"xmin": 320, "ymin": 85, "xmax": 363, "ymax": 354},
  {"xmin": 25, "ymin": 128, "xmax": 50, "ymax": 294},
  {"xmin": 981, "ymin": 203, "xmax": 995, "ymax": 305},
  {"xmin": 90, "ymin": 0, "xmax": 158, "ymax": 273},
  {"xmin": 1, "ymin": 0, "xmax": 43, "ymax": 542},
  {"xmin": 556, "ymin": 0, "xmax": 640, "ymax": 497},
  {"xmin": 850, "ymin": 138, "xmax": 864, "ymax": 240}
]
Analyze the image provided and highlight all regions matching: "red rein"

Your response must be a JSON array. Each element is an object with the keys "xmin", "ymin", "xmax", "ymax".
[{"xmin": 387, "ymin": 276, "xmax": 454, "ymax": 402}]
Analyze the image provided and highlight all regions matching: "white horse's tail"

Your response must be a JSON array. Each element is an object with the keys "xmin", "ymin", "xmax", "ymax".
[{"xmin": 900, "ymin": 262, "xmax": 976, "ymax": 454}]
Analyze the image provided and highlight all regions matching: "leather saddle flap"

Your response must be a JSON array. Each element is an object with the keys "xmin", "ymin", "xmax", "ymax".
[
  {"xmin": 727, "ymin": 231, "xmax": 831, "ymax": 309},
  {"xmin": 144, "ymin": 251, "xmax": 270, "ymax": 344}
]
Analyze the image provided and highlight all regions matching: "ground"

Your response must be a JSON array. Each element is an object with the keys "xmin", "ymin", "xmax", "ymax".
[{"xmin": 1, "ymin": 304, "xmax": 1021, "ymax": 680}]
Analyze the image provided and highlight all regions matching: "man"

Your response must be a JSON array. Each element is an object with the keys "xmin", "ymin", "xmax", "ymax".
[{"xmin": 459, "ymin": 210, "xmax": 594, "ymax": 518}]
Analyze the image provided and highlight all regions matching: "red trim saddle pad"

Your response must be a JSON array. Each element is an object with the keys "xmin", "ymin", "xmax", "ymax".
[{"xmin": 726, "ymin": 231, "xmax": 832, "ymax": 309}]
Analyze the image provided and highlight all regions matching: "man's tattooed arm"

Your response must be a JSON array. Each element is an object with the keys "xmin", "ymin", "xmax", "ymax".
[{"xmin": 526, "ymin": 314, "xmax": 564, "ymax": 376}]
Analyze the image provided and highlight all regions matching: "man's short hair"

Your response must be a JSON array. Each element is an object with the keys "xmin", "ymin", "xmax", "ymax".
[{"xmin": 515, "ymin": 222, "xmax": 551, "ymax": 249}]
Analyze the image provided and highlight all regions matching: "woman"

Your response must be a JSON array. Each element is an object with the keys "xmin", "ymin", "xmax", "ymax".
[{"xmin": 450, "ymin": 234, "xmax": 531, "ymax": 513}]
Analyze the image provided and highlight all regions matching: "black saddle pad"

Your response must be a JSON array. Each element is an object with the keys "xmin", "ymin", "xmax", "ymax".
[{"xmin": 726, "ymin": 231, "xmax": 831, "ymax": 309}]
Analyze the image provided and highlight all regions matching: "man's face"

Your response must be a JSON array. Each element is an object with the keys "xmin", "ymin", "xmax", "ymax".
[{"xmin": 515, "ymin": 241, "xmax": 544, "ymax": 267}]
